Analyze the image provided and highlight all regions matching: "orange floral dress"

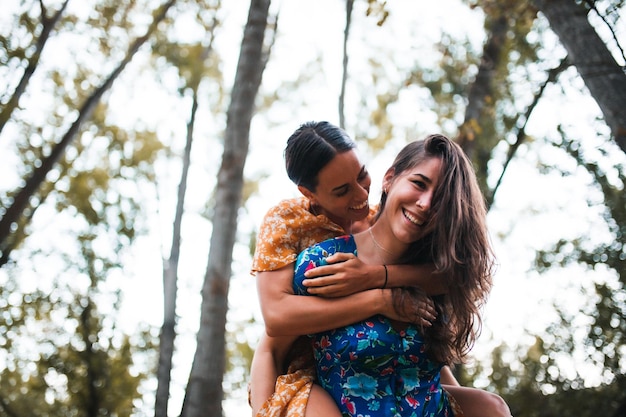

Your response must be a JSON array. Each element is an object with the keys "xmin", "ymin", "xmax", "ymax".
[
  {"xmin": 251, "ymin": 197, "xmax": 349, "ymax": 274},
  {"xmin": 252, "ymin": 197, "xmax": 374, "ymax": 417}
]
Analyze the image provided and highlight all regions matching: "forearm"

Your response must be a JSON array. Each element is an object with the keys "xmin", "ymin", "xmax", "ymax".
[
  {"xmin": 249, "ymin": 351, "xmax": 278, "ymax": 415},
  {"xmin": 263, "ymin": 289, "xmax": 388, "ymax": 337},
  {"xmin": 249, "ymin": 334, "xmax": 296, "ymax": 414},
  {"xmin": 301, "ymin": 255, "xmax": 446, "ymax": 297},
  {"xmin": 385, "ymin": 263, "xmax": 447, "ymax": 295}
]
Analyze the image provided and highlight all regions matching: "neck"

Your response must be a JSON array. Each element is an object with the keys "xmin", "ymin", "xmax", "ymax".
[
  {"xmin": 312, "ymin": 205, "xmax": 359, "ymax": 234},
  {"xmin": 356, "ymin": 225, "xmax": 406, "ymax": 265}
]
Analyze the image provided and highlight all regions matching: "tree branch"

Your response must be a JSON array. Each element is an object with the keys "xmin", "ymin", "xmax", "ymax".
[
  {"xmin": 0, "ymin": 0, "xmax": 177, "ymax": 267},
  {"xmin": 489, "ymin": 57, "xmax": 570, "ymax": 207},
  {"xmin": 0, "ymin": 0, "xmax": 70, "ymax": 136}
]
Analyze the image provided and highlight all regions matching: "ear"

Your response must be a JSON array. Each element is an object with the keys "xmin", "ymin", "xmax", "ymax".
[
  {"xmin": 382, "ymin": 168, "xmax": 395, "ymax": 193},
  {"xmin": 298, "ymin": 185, "xmax": 315, "ymax": 201}
]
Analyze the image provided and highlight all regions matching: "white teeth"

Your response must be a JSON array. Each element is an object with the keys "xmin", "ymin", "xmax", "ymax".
[
  {"xmin": 403, "ymin": 209, "xmax": 423, "ymax": 226},
  {"xmin": 351, "ymin": 201, "xmax": 367, "ymax": 210}
]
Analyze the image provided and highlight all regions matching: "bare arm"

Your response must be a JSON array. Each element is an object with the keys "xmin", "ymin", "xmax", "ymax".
[
  {"xmin": 301, "ymin": 252, "xmax": 447, "ymax": 297},
  {"xmin": 441, "ymin": 366, "xmax": 460, "ymax": 386},
  {"xmin": 257, "ymin": 264, "xmax": 435, "ymax": 337},
  {"xmin": 249, "ymin": 333, "xmax": 298, "ymax": 415}
]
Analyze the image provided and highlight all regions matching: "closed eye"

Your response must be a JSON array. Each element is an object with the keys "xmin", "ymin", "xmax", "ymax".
[
  {"xmin": 334, "ymin": 166, "xmax": 369, "ymax": 197},
  {"xmin": 335, "ymin": 188, "xmax": 349, "ymax": 197}
]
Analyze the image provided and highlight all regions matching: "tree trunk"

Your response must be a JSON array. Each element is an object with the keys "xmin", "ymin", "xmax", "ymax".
[
  {"xmin": 179, "ymin": 0, "xmax": 272, "ymax": 416},
  {"xmin": 0, "ymin": 0, "xmax": 177, "ymax": 267},
  {"xmin": 154, "ymin": 90, "xmax": 198, "ymax": 417},
  {"xmin": 533, "ymin": 0, "xmax": 626, "ymax": 153},
  {"xmin": 338, "ymin": 0, "xmax": 354, "ymax": 129},
  {"xmin": 456, "ymin": 14, "xmax": 509, "ymax": 196}
]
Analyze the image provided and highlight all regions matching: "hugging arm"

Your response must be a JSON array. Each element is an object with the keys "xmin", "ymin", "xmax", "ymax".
[
  {"xmin": 300, "ymin": 255, "xmax": 463, "ymax": 389},
  {"xmin": 257, "ymin": 263, "xmax": 428, "ymax": 337},
  {"xmin": 251, "ymin": 261, "xmax": 437, "ymax": 415},
  {"xmin": 251, "ymin": 264, "xmax": 406, "ymax": 415},
  {"xmin": 301, "ymin": 252, "xmax": 447, "ymax": 297}
]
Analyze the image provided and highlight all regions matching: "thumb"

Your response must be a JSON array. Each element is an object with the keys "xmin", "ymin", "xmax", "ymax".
[{"xmin": 324, "ymin": 252, "xmax": 354, "ymax": 264}]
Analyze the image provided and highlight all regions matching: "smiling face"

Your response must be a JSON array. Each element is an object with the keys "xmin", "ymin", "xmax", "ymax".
[
  {"xmin": 378, "ymin": 156, "xmax": 443, "ymax": 245},
  {"xmin": 298, "ymin": 150, "xmax": 371, "ymax": 230}
]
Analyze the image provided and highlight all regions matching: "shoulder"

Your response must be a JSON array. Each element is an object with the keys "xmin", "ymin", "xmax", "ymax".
[
  {"xmin": 258, "ymin": 197, "xmax": 310, "ymax": 230},
  {"xmin": 252, "ymin": 197, "xmax": 316, "ymax": 273},
  {"xmin": 265, "ymin": 197, "xmax": 308, "ymax": 217},
  {"xmin": 296, "ymin": 235, "xmax": 356, "ymax": 267}
]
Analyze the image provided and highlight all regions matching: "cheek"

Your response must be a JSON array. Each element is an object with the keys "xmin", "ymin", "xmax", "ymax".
[{"xmin": 323, "ymin": 198, "xmax": 346, "ymax": 212}]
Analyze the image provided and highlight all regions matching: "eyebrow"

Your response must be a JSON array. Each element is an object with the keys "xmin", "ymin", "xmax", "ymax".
[
  {"xmin": 410, "ymin": 173, "xmax": 434, "ymax": 184},
  {"xmin": 330, "ymin": 165, "xmax": 367, "ymax": 193}
]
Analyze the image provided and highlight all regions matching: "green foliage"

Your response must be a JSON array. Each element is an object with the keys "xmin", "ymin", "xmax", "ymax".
[
  {"xmin": 495, "ymin": 339, "xmax": 626, "ymax": 416},
  {"xmin": 224, "ymin": 318, "xmax": 256, "ymax": 394},
  {"xmin": 1, "ymin": 1, "xmax": 166, "ymax": 415},
  {"xmin": 150, "ymin": 0, "xmax": 224, "ymax": 97},
  {"xmin": 0, "ymin": 234, "xmax": 156, "ymax": 416},
  {"xmin": 532, "ymin": 134, "xmax": 626, "ymax": 382},
  {"xmin": 365, "ymin": 0, "xmax": 390, "ymax": 26}
]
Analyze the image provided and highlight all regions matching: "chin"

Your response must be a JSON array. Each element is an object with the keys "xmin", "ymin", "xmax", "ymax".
[{"xmin": 350, "ymin": 210, "xmax": 369, "ymax": 220}]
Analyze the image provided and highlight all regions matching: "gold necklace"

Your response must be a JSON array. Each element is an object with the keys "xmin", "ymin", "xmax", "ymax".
[{"xmin": 368, "ymin": 227, "xmax": 394, "ymax": 257}]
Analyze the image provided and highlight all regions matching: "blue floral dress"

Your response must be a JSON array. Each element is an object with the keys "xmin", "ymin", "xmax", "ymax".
[{"xmin": 293, "ymin": 235, "xmax": 454, "ymax": 417}]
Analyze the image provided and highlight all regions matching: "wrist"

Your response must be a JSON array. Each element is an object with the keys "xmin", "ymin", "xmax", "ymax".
[
  {"xmin": 381, "ymin": 265, "xmax": 388, "ymax": 289},
  {"xmin": 377, "ymin": 288, "xmax": 393, "ymax": 316}
]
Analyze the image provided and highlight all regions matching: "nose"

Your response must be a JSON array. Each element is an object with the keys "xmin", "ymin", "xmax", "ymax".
[
  {"xmin": 356, "ymin": 183, "xmax": 369, "ymax": 201},
  {"xmin": 417, "ymin": 192, "xmax": 433, "ymax": 210}
]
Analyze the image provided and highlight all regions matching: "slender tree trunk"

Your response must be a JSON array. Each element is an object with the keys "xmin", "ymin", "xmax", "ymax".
[
  {"xmin": 155, "ymin": 9, "xmax": 220, "ymax": 414},
  {"xmin": 80, "ymin": 300, "xmax": 101, "ymax": 417},
  {"xmin": 154, "ymin": 90, "xmax": 198, "ymax": 417},
  {"xmin": 338, "ymin": 0, "xmax": 354, "ymax": 129},
  {"xmin": 489, "ymin": 58, "xmax": 570, "ymax": 207},
  {"xmin": 533, "ymin": 0, "xmax": 626, "ymax": 153},
  {"xmin": 0, "ymin": 0, "xmax": 177, "ymax": 267},
  {"xmin": 0, "ymin": 0, "xmax": 69, "ymax": 136},
  {"xmin": 179, "ymin": 0, "xmax": 272, "ymax": 416}
]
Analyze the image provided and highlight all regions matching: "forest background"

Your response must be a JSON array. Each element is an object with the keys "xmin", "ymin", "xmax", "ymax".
[{"xmin": 1, "ymin": 0, "xmax": 625, "ymax": 416}]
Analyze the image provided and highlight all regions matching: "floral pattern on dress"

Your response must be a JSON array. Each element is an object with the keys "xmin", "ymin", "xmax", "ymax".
[
  {"xmin": 252, "ymin": 198, "xmax": 359, "ymax": 417},
  {"xmin": 251, "ymin": 197, "xmax": 346, "ymax": 273},
  {"xmin": 293, "ymin": 235, "xmax": 454, "ymax": 417},
  {"xmin": 250, "ymin": 199, "xmax": 465, "ymax": 417}
]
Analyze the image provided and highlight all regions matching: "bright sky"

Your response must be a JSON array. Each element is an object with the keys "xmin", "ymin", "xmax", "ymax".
[{"xmin": 2, "ymin": 1, "xmax": 625, "ymax": 416}]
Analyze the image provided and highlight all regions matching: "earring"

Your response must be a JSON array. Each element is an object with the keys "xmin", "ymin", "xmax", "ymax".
[{"xmin": 309, "ymin": 200, "xmax": 319, "ymax": 216}]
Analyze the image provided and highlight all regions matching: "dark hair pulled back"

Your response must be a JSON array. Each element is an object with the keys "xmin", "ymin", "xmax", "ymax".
[{"xmin": 284, "ymin": 121, "xmax": 356, "ymax": 191}]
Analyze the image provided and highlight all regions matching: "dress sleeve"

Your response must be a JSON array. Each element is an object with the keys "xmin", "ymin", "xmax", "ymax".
[
  {"xmin": 251, "ymin": 201, "xmax": 303, "ymax": 273},
  {"xmin": 251, "ymin": 198, "xmax": 346, "ymax": 275}
]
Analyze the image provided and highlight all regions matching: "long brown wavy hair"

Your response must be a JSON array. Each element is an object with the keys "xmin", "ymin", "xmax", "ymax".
[{"xmin": 378, "ymin": 134, "xmax": 495, "ymax": 365}]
